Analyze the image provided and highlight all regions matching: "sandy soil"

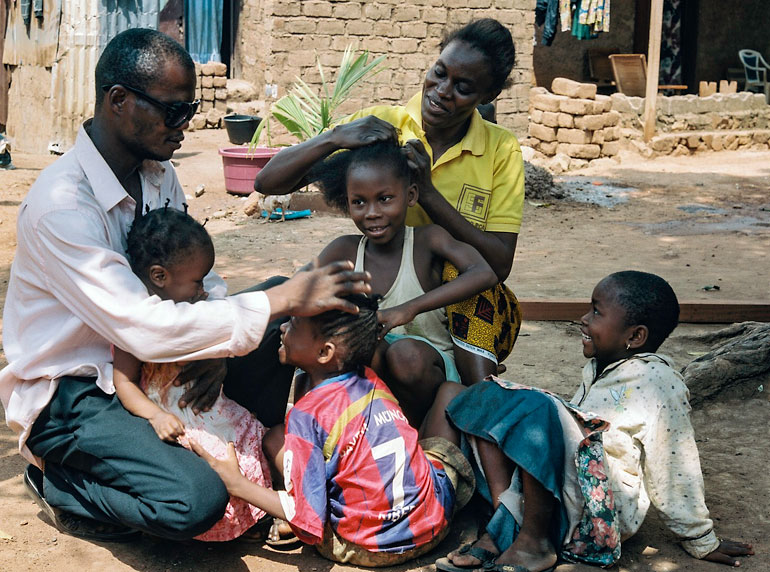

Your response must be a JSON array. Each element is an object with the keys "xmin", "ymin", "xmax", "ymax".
[{"xmin": 0, "ymin": 129, "xmax": 767, "ymax": 571}]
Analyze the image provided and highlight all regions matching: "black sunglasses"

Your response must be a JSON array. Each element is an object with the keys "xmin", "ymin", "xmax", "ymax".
[{"xmin": 102, "ymin": 84, "xmax": 200, "ymax": 128}]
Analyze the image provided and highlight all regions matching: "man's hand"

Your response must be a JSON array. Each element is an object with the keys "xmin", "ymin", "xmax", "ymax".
[
  {"xmin": 149, "ymin": 411, "xmax": 185, "ymax": 442},
  {"xmin": 330, "ymin": 116, "xmax": 398, "ymax": 149},
  {"xmin": 702, "ymin": 539, "xmax": 754, "ymax": 567},
  {"xmin": 176, "ymin": 359, "xmax": 227, "ymax": 414},
  {"xmin": 266, "ymin": 260, "xmax": 371, "ymax": 319}
]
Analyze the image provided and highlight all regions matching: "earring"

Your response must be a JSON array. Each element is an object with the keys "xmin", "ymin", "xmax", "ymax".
[{"xmin": 626, "ymin": 343, "xmax": 631, "ymax": 350}]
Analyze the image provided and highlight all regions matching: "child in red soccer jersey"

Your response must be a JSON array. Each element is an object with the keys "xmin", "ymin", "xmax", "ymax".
[{"xmin": 192, "ymin": 294, "xmax": 474, "ymax": 566}]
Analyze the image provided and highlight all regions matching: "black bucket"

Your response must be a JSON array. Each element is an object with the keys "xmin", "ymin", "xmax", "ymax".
[{"xmin": 223, "ymin": 114, "xmax": 262, "ymax": 145}]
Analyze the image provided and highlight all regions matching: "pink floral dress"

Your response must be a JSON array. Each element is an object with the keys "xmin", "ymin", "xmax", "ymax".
[{"xmin": 140, "ymin": 362, "xmax": 271, "ymax": 541}]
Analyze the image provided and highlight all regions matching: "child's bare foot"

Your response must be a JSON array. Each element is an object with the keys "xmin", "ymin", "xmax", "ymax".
[
  {"xmin": 487, "ymin": 533, "xmax": 557, "ymax": 572},
  {"xmin": 446, "ymin": 533, "xmax": 499, "ymax": 568}
]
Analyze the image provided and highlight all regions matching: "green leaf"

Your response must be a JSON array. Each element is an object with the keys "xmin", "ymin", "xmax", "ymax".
[{"xmin": 259, "ymin": 44, "xmax": 386, "ymax": 142}]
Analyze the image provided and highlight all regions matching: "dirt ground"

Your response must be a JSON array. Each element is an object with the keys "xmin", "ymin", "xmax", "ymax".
[{"xmin": 0, "ymin": 129, "xmax": 767, "ymax": 572}]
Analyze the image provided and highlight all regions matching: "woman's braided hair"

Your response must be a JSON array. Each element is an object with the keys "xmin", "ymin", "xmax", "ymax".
[
  {"xmin": 309, "ymin": 294, "xmax": 382, "ymax": 372},
  {"xmin": 126, "ymin": 204, "xmax": 213, "ymax": 277}
]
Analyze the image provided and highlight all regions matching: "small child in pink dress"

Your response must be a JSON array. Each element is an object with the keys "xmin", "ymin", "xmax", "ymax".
[{"xmin": 112, "ymin": 206, "xmax": 271, "ymax": 542}]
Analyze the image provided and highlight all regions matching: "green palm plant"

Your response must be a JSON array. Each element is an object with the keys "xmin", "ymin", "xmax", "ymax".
[{"xmin": 249, "ymin": 45, "xmax": 385, "ymax": 148}]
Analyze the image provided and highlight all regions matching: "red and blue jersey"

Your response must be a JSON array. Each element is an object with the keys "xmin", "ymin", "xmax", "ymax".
[{"xmin": 277, "ymin": 367, "xmax": 455, "ymax": 552}]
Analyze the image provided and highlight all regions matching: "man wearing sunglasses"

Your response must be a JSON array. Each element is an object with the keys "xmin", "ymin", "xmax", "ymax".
[{"xmin": 1, "ymin": 28, "xmax": 370, "ymax": 543}]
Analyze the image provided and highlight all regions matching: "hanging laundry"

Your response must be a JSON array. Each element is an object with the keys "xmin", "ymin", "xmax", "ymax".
[
  {"xmin": 579, "ymin": 0, "xmax": 611, "ymax": 34},
  {"xmin": 560, "ymin": 0, "xmax": 572, "ymax": 32},
  {"xmin": 33, "ymin": 0, "xmax": 43, "ymax": 19},
  {"xmin": 535, "ymin": 0, "xmax": 561, "ymax": 46}
]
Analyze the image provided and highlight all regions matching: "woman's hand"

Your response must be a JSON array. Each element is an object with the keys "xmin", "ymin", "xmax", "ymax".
[
  {"xmin": 149, "ymin": 411, "xmax": 185, "ymax": 442},
  {"xmin": 702, "ymin": 539, "xmax": 754, "ymax": 567},
  {"xmin": 175, "ymin": 359, "xmax": 227, "ymax": 414},
  {"xmin": 330, "ymin": 116, "xmax": 398, "ymax": 149},
  {"xmin": 378, "ymin": 305, "xmax": 416, "ymax": 338},
  {"xmin": 403, "ymin": 139, "xmax": 438, "ymax": 198},
  {"xmin": 189, "ymin": 440, "xmax": 245, "ymax": 495}
]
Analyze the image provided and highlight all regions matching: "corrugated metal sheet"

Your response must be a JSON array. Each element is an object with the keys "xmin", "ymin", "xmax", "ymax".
[
  {"xmin": 49, "ymin": 0, "xmax": 160, "ymax": 150},
  {"xmin": 2, "ymin": 0, "xmax": 62, "ymax": 66}
]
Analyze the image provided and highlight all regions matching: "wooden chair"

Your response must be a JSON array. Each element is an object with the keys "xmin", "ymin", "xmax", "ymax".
[{"xmin": 609, "ymin": 54, "xmax": 687, "ymax": 97}]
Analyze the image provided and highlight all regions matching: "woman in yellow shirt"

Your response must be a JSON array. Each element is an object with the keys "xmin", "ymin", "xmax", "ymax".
[{"xmin": 255, "ymin": 18, "xmax": 525, "ymax": 389}]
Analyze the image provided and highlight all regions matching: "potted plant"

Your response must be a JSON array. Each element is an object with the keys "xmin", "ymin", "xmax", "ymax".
[{"xmin": 220, "ymin": 45, "xmax": 385, "ymax": 195}]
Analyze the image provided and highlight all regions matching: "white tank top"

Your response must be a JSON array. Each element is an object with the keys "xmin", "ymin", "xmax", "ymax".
[{"xmin": 354, "ymin": 227, "xmax": 452, "ymax": 352}]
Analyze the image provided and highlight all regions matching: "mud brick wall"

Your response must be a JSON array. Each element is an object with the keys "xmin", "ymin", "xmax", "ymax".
[
  {"xmin": 190, "ymin": 61, "xmax": 228, "ymax": 130},
  {"xmin": 235, "ymin": 0, "xmax": 535, "ymax": 138},
  {"xmin": 524, "ymin": 78, "xmax": 621, "ymax": 162},
  {"xmin": 611, "ymin": 92, "xmax": 770, "ymax": 156}
]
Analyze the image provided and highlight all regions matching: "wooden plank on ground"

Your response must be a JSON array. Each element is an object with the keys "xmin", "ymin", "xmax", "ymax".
[{"xmin": 519, "ymin": 298, "xmax": 770, "ymax": 323}]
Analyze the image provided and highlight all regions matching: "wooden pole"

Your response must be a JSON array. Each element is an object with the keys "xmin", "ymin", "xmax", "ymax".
[{"xmin": 643, "ymin": 0, "xmax": 664, "ymax": 142}]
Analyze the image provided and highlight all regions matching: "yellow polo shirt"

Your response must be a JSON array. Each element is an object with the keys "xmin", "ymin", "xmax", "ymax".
[{"xmin": 342, "ymin": 92, "xmax": 524, "ymax": 233}]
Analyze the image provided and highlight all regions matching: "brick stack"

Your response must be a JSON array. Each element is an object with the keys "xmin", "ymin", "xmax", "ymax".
[
  {"xmin": 190, "ymin": 61, "xmax": 228, "ymax": 130},
  {"xmin": 527, "ymin": 78, "xmax": 621, "ymax": 164}
]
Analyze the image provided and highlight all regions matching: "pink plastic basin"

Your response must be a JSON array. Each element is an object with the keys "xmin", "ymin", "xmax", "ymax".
[{"xmin": 218, "ymin": 146, "xmax": 281, "ymax": 195}]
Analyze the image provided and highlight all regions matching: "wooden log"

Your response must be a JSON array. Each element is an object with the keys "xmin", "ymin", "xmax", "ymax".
[{"xmin": 519, "ymin": 298, "xmax": 770, "ymax": 323}]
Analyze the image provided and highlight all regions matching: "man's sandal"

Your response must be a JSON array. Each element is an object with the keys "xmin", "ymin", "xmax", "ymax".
[
  {"xmin": 435, "ymin": 542, "xmax": 498, "ymax": 571},
  {"xmin": 23, "ymin": 465, "xmax": 140, "ymax": 543}
]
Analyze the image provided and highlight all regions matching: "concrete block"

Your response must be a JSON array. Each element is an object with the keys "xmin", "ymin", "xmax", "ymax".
[
  {"xmin": 531, "ymin": 93, "xmax": 567, "ymax": 113},
  {"xmin": 557, "ymin": 113, "xmax": 574, "ymax": 128},
  {"xmin": 611, "ymin": 93, "xmax": 644, "ymax": 115},
  {"xmin": 213, "ymin": 76, "xmax": 227, "ymax": 88},
  {"xmin": 202, "ymin": 88, "xmax": 215, "ymax": 101},
  {"xmin": 686, "ymin": 134, "xmax": 701, "ymax": 149},
  {"xmin": 200, "ymin": 99, "xmax": 213, "ymax": 112},
  {"xmin": 539, "ymin": 140, "xmax": 558, "ymax": 155},
  {"xmin": 303, "ymin": 1, "xmax": 332, "ymax": 17},
  {"xmin": 201, "ymin": 76, "xmax": 214, "ymax": 88},
  {"xmin": 592, "ymin": 94, "xmax": 612, "ymax": 113},
  {"xmin": 560, "ymin": 98, "xmax": 594, "ymax": 115},
  {"xmin": 574, "ymin": 114, "xmax": 606, "ymax": 131},
  {"xmin": 557, "ymin": 128, "xmax": 593, "ymax": 144},
  {"xmin": 205, "ymin": 108, "xmax": 225, "ymax": 128},
  {"xmin": 214, "ymin": 88, "xmax": 228, "ymax": 100},
  {"xmin": 591, "ymin": 130, "xmax": 605, "ymax": 144},
  {"xmin": 548, "ymin": 153, "xmax": 571, "ymax": 173},
  {"xmin": 601, "ymin": 140, "xmax": 621, "ymax": 156},
  {"xmin": 541, "ymin": 111, "xmax": 560, "ymax": 127},
  {"xmin": 651, "ymin": 135, "xmax": 676, "ymax": 153},
  {"xmin": 551, "ymin": 77, "xmax": 596, "ymax": 100},
  {"xmin": 556, "ymin": 143, "xmax": 601, "ymax": 159},
  {"xmin": 604, "ymin": 110, "xmax": 620, "ymax": 126},
  {"xmin": 214, "ymin": 98, "xmax": 228, "ymax": 111},
  {"xmin": 529, "ymin": 122, "xmax": 557, "ymax": 142},
  {"xmin": 530, "ymin": 109, "xmax": 544, "ymax": 123},
  {"xmin": 226, "ymin": 79, "xmax": 258, "ymax": 102},
  {"xmin": 190, "ymin": 114, "xmax": 207, "ymax": 130},
  {"xmin": 600, "ymin": 126, "xmax": 620, "ymax": 141}
]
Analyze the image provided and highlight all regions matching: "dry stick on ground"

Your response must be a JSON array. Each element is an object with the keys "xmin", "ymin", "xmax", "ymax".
[{"xmin": 681, "ymin": 322, "xmax": 770, "ymax": 406}]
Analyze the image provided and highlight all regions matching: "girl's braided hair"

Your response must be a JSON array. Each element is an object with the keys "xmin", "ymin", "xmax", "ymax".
[
  {"xmin": 310, "ymin": 294, "xmax": 382, "ymax": 372},
  {"xmin": 126, "ymin": 205, "xmax": 213, "ymax": 276},
  {"xmin": 313, "ymin": 139, "xmax": 411, "ymax": 214}
]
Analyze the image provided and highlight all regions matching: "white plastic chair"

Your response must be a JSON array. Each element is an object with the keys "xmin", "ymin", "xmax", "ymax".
[{"xmin": 738, "ymin": 49, "xmax": 770, "ymax": 102}]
